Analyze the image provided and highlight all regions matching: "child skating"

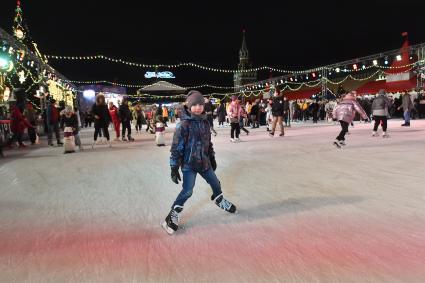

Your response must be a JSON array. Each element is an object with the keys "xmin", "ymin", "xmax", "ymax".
[
  {"xmin": 332, "ymin": 91, "xmax": 368, "ymax": 148},
  {"xmin": 162, "ymin": 90, "xmax": 237, "ymax": 235}
]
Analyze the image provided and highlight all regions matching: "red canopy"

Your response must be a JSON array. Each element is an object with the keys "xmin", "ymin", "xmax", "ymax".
[
  {"xmin": 355, "ymin": 77, "xmax": 417, "ymax": 95},
  {"xmin": 284, "ymin": 88, "xmax": 321, "ymax": 100}
]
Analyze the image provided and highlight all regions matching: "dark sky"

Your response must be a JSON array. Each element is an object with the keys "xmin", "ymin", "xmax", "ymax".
[{"xmin": 1, "ymin": 0, "xmax": 424, "ymax": 92}]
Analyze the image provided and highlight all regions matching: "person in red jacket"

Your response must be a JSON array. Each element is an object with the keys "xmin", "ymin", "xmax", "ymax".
[
  {"xmin": 10, "ymin": 102, "xmax": 33, "ymax": 148},
  {"xmin": 108, "ymin": 102, "xmax": 120, "ymax": 141}
]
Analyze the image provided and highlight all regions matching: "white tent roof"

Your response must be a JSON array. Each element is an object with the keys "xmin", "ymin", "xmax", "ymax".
[{"xmin": 139, "ymin": 81, "xmax": 186, "ymax": 93}]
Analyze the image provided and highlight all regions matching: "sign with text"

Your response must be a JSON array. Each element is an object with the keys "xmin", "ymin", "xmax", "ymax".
[{"xmin": 144, "ymin": 71, "xmax": 175, "ymax": 79}]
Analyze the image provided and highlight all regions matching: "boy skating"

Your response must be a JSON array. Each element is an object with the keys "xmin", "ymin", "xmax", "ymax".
[{"xmin": 162, "ymin": 90, "xmax": 237, "ymax": 235}]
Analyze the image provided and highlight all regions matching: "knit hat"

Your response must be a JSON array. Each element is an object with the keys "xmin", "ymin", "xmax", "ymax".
[
  {"xmin": 231, "ymin": 95, "xmax": 238, "ymax": 101},
  {"xmin": 378, "ymin": 89, "xmax": 386, "ymax": 96},
  {"xmin": 186, "ymin": 90, "xmax": 205, "ymax": 108}
]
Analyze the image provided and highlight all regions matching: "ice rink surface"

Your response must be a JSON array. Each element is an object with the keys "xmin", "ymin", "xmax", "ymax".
[{"xmin": 1, "ymin": 120, "xmax": 425, "ymax": 283}]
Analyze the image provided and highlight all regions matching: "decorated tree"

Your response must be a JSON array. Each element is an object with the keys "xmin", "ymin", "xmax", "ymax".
[{"xmin": 8, "ymin": 0, "xmax": 45, "ymax": 109}]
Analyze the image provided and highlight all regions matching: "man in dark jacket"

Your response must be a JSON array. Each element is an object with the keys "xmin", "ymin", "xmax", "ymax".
[
  {"xmin": 398, "ymin": 91, "xmax": 414, "ymax": 126},
  {"xmin": 269, "ymin": 90, "xmax": 285, "ymax": 137},
  {"xmin": 119, "ymin": 98, "xmax": 134, "ymax": 141}
]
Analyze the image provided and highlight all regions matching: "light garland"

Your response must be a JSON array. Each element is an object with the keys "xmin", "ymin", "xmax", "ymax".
[
  {"xmin": 63, "ymin": 79, "xmax": 236, "ymax": 90},
  {"xmin": 46, "ymin": 54, "xmax": 326, "ymax": 74},
  {"xmin": 45, "ymin": 54, "xmax": 425, "ymax": 75}
]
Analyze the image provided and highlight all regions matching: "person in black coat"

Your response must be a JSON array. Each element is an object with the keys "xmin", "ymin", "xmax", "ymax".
[
  {"xmin": 217, "ymin": 102, "xmax": 227, "ymax": 127},
  {"xmin": 119, "ymin": 97, "xmax": 134, "ymax": 141},
  {"xmin": 91, "ymin": 93, "xmax": 112, "ymax": 147},
  {"xmin": 283, "ymin": 96, "xmax": 291, "ymax": 126},
  {"xmin": 310, "ymin": 101, "xmax": 320, "ymax": 123},
  {"xmin": 269, "ymin": 90, "xmax": 285, "ymax": 137}
]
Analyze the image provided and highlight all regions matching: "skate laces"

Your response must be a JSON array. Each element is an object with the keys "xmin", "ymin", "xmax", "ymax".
[
  {"xmin": 170, "ymin": 209, "xmax": 180, "ymax": 225},
  {"xmin": 217, "ymin": 197, "xmax": 233, "ymax": 211}
]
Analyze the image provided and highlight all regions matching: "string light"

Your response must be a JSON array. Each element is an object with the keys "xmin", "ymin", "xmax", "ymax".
[{"xmin": 45, "ymin": 53, "xmax": 425, "ymax": 76}]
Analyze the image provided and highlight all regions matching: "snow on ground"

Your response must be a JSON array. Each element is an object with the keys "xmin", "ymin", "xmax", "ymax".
[{"xmin": 1, "ymin": 119, "xmax": 425, "ymax": 283}]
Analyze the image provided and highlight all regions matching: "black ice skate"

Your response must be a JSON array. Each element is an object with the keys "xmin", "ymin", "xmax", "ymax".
[
  {"xmin": 212, "ymin": 194, "xmax": 236, "ymax": 213},
  {"xmin": 333, "ymin": 140, "xmax": 341, "ymax": 148},
  {"xmin": 162, "ymin": 205, "xmax": 183, "ymax": 235}
]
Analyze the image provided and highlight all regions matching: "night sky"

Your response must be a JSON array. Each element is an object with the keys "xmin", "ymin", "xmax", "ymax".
[{"xmin": 1, "ymin": 0, "xmax": 424, "ymax": 93}]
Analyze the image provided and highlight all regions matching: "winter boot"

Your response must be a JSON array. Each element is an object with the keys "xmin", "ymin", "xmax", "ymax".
[
  {"xmin": 212, "ymin": 194, "xmax": 236, "ymax": 213},
  {"xmin": 162, "ymin": 205, "xmax": 183, "ymax": 235}
]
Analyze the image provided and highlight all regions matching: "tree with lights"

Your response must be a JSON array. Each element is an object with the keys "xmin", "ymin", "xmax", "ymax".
[{"xmin": 8, "ymin": 0, "xmax": 46, "ymax": 109}]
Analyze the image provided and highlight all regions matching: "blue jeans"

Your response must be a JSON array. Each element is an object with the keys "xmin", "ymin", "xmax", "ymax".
[
  {"xmin": 172, "ymin": 168, "xmax": 222, "ymax": 208},
  {"xmin": 403, "ymin": 111, "xmax": 410, "ymax": 124}
]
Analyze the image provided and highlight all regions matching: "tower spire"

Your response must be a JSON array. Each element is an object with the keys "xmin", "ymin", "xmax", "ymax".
[{"xmin": 239, "ymin": 29, "xmax": 249, "ymax": 60}]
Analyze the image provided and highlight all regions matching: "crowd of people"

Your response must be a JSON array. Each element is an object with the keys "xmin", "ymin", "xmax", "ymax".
[{"xmin": 1, "ymin": 87, "xmax": 424, "ymax": 157}]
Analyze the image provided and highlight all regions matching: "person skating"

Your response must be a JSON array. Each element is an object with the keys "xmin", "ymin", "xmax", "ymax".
[
  {"xmin": 46, "ymin": 98, "xmax": 63, "ymax": 147},
  {"xmin": 265, "ymin": 99, "xmax": 273, "ymax": 132},
  {"xmin": 371, "ymin": 89, "xmax": 390, "ymax": 138},
  {"xmin": 204, "ymin": 97, "xmax": 217, "ymax": 136},
  {"xmin": 108, "ymin": 102, "xmax": 120, "ymax": 141},
  {"xmin": 216, "ymin": 101, "xmax": 227, "ymax": 128},
  {"xmin": 10, "ymin": 101, "xmax": 33, "ymax": 148},
  {"xmin": 269, "ymin": 89, "xmax": 285, "ymax": 137},
  {"xmin": 250, "ymin": 99, "xmax": 260, "ymax": 128},
  {"xmin": 163, "ymin": 90, "xmax": 237, "ymax": 235},
  {"xmin": 240, "ymin": 105, "xmax": 250, "ymax": 135},
  {"xmin": 134, "ymin": 103, "xmax": 144, "ymax": 133},
  {"xmin": 283, "ymin": 96, "xmax": 291, "ymax": 127},
  {"xmin": 332, "ymin": 91, "xmax": 368, "ymax": 148},
  {"xmin": 119, "ymin": 98, "xmax": 134, "ymax": 141},
  {"xmin": 24, "ymin": 103, "xmax": 37, "ymax": 145},
  {"xmin": 91, "ymin": 93, "xmax": 112, "ymax": 148},
  {"xmin": 61, "ymin": 106, "xmax": 82, "ymax": 151},
  {"xmin": 227, "ymin": 95, "xmax": 243, "ymax": 142},
  {"xmin": 398, "ymin": 90, "xmax": 414, "ymax": 127}
]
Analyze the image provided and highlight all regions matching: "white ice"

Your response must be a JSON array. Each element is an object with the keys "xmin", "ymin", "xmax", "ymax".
[{"xmin": 1, "ymin": 120, "xmax": 425, "ymax": 283}]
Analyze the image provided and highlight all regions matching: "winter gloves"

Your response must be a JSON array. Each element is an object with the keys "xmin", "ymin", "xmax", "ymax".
[
  {"xmin": 171, "ymin": 166, "xmax": 181, "ymax": 184},
  {"xmin": 210, "ymin": 157, "xmax": 217, "ymax": 171}
]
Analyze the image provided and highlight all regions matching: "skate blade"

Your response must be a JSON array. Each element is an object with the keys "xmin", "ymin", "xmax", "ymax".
[
  {"xmin": 333, "ymin": 142, "xmax": 341, "ymax": 148},
  {"xmin": 161, "ymin": 221, "xmax": 175, "ymax": 235}
]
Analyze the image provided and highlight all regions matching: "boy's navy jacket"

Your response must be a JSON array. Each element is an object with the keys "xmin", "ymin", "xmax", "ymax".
[{"xmin": 170, "ymin": 107, "xmax": 215, "ymax": 172}]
